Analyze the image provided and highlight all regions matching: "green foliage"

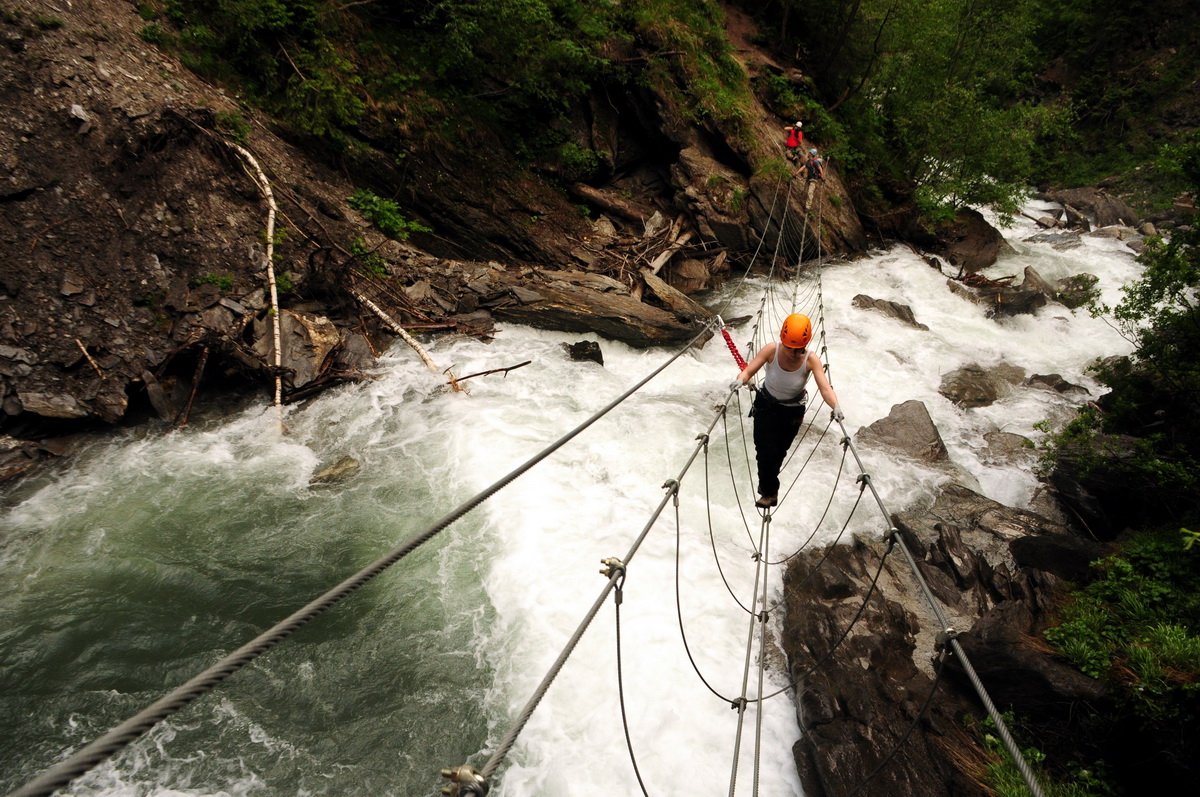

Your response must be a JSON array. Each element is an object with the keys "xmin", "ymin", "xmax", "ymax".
[
  {"xmin": 140, "ymin": 22, "xmax": 173, "ymax": 46},
  {"xmin": 350, "ymin": 238, "xmax": 387, "ymax": 277},
  {"xmin": 978, "ymin": 713, "xmax": 1114, "ymax": 797},
  {"xmin": 1059, "ymin": 133, "xmax": 1200, "ymax": 517},
  {"xmin": 275, "ymin": 272, "xmax": 294, "ymax": 293},
  {"xmin": 628, "ymin": 0, "xmax": 752, "ymax": 135},
  {"xmin": 1028, "ymin": 0, "xmax": 1200, "ymax": 190},
  {"xmin": 773, "ymin": 0, "xmax": 1062, "ymax": 220},
  {"xmin": 214, "ymin": 110, "xmax": 251, "ymax": 144},
  {"xmin": 33, "ymin": 14, "xmax": 64, "ymax": 30},
  {"xmin": 557, "ymin": 142, "xmax": 602, "ymax": 182},
  {"xmin": 347, "ymin": 190, "xmax": 430, "ymax": 241},
  {"xmin": 192, "ymin": 272, "xmax": 234, "ymax": 291},
  {"xmin": 1044, "ymin": 529, "xmax": 1200, "ymax": 722}
]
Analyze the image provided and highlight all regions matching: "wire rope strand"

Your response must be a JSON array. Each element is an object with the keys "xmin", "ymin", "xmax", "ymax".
[
  {"xmin": 614, "ymin": 578, "xmax": 651, "ymax": 797},
  {"xmin": 676, "ymin": 475, "xmax": 738, "ymax": 702},
  {"xmin": 9, "ymin": 322, "xmax": 717, "ymax": 797},
  {"xmin": 844, "ymin": 650, "xmax": 949, "ymax": 797},
  {"xmin": 704, "ymin": 435, "xmax": 757, "ymax": 615},
  {"xmin": 837, "ymin": 430, "xmax": 1047, "ymax": 797},
  {"xmin": 727, "ymin": 514, "xmax": 770, "ymax": 796},
  {"xmin": 751, "ymin": 517, "xmax": 773, "ymax": 797},
  {"xmin": 481, "ymin": 401, "xmax": 729, "ymax": 782}
]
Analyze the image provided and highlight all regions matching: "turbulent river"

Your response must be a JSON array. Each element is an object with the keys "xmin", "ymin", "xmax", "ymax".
[{"xmin": 0, "ymin": 201, "xmax": 1141, "ymax": 796}]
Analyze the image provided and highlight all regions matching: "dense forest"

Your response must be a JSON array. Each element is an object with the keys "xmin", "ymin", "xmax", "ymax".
[{"xmin": 14, "ymin": 1, "xmax": 1200, "ymax": 793}]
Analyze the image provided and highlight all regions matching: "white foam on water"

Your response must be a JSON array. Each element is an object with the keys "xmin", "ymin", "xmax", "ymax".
[{"xmin": 0, "ymin": 198, "xmax": 1144, "ymax": 796}]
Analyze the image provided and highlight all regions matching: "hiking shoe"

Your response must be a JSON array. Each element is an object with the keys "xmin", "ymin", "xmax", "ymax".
[{"xmin": 755, "ymin": 495, "xmax": 777, "ymax": 508}]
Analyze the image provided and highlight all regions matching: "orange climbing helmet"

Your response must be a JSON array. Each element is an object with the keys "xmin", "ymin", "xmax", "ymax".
[{"xmin": 780, "ymin": 313, "xmax": 812, "ymax": 349}]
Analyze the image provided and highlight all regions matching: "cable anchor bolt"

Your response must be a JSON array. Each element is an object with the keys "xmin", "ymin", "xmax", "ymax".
[
  {"xmin": 440, "ymin": 765, "xmax": 489, "ymax": 796},
  {"xmin": 599, "ymin": 557, "xmax": 626, "ymax": 581}
]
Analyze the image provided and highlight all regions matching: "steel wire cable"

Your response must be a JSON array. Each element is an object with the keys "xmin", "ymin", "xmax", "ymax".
[
  {"xmin": 750, "ymin": 515, "xmax": 774, "ymax": 797},
  {"xmin": 773, "ymin": 412, "xmax": 834, "ymax": 513},
  {"xmin": 478, "ymin": 398, "xmax": 731, "ymax": 782},
  {"xmin": 673, "ymin": 483, "xmax": 739, "ymax": 704},
  {"xmin": 834, "ymin": 425, "xmax": 1047, "ymax": 797},
  {"xmin": 843, "ymin": 649, "xmax": 949, "ymax": 797},
  {"xmin": 726, "ymin": 513, "xmax": 771, "ymax": 796},
  {"xmin": 758, "ymin": 526, "xmax": 893, "ymax": 702},
  {"xmin": 9, "ymin": 321, "xmax": 719, "ymax": 797},
  {"xmin": 722, "ymin": 170, "xmax": 1046, "ymax": 797},
  {"xmin": 711, "ymin": 177, "xmax": 790, "ymax": 321},
  {"xmin": 704, "ymin": 435, "xmax": 758, "ymax": 615},
  {"xmin": 723, "ymin": 391, "xmax": 759, "ymax": 549},
  {"xmin": 767, "ymin": 441, "xmax": 850, "ymax": 566},
  {"xmin": 613, "ymin": 574, "xmax": 652, "ymax": 797}
]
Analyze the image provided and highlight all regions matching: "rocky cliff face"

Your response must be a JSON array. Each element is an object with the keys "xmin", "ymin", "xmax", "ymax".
[{"xmin": 0, "ymin": 0, "xmax": 871, "ymax": 459}]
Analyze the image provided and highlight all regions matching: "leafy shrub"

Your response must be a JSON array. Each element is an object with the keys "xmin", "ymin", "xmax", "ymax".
[
  {"xmin": 557, "ymin": 142, "xmax": 601, "ymax": 182},
  {"xmin": 350, "ymin": 238, "xmax": 387, "ymax": 277},
  {"xmin": 347, "ymin": 190, "xmax": 430, "ymax": 240},
  {"xmin": 1044, "ymin": 529, "xmax": 1200, "ymax": 721},
  {"xmin": 192, "ymin": 272, "xmax": 234, "ymax": 291}
]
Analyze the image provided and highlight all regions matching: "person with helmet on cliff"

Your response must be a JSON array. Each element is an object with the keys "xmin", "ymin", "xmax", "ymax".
[
  {"xmin": 803, "ymin": 148, "xmax": 825, "ymax": 181},
  {"xmin": 784, "ymin": 121, "xmax": 804, "ymax": 162},
  {"xmin": 729, "ymin": 313, "xmax": 844, "ymax": 509}
]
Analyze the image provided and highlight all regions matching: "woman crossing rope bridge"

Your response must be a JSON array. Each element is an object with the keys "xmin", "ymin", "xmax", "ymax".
[{"xmin": 730, "ymin": 313, "xmax": 843, "ymax": 509}]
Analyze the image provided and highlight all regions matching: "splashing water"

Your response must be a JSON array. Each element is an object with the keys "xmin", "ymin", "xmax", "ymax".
[{"xmin": 0, "ymin": 203, "xmax": 1140, "ymax": 796}]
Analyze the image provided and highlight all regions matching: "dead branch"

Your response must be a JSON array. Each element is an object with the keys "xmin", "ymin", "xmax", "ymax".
[
  {"xmin": 174, "ymin": 345, "xmax": 209, "ymax": 428},
  {"xmin": 227, "ymin": 142, "xmax": 284, "ymax": 421},
  {"xmin": 75, "ymin": 339, "xmax": 103, "ymax": 377},
  {"xmin": 351, "ymin": 288, "xmax": 464, "ymax": 392},
  {"xmin": 453, "ymin": 360, "xmax": 532, "ymax": 383}
]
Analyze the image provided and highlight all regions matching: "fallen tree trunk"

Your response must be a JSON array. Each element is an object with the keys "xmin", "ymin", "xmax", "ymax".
[{"xmin": 351, "ymin": 288, "xmax": 464, "ymax": 392}]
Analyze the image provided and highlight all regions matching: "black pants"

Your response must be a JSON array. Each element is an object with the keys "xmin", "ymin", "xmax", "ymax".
[{"xmin": 751, "ymin": 390, "xmax": 806, "ymax": 498}]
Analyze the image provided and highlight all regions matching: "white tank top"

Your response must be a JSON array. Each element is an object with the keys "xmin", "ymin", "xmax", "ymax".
[{"xmin": 763, "ymin": 347, "xmax": 810, "ymax": 404}]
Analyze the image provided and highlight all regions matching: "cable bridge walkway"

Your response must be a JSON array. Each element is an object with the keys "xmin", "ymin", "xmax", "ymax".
[{"xmin": 8, "ymin": 173, "xmax": 1046, "ymax": 797}]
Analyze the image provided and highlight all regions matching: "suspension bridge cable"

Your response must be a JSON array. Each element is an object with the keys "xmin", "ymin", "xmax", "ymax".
[
  {"xmin": 751, "ymin": 515, "xmax": 774, "ymax": 797},
  {"xmin": 758, "ymin": 194, "xmax": 1045, "ymax": 796},
  {"xmin": 674, "ymin": 463, "xmax": 740, "ymax": 703},
  {"xmin": 726, "ymin": 513, "xmax": 771, "ymax": 796},
  {"xmin": 834, "ymin": 423, "xmax": 1047, "ymax": 797},
  {"xmin": 767, "ymin": 440, "xmax": 849, "ymax": 566},
  {"xmin": 613, "ymin": 572, "xmax": 652, "ymax": 797},
  {"xmin": 843, "ymin": 649, "xmax": 949, "ymax": 797},
  {"xmin": 704, "ymin": 437, "xmax": 758, "ymax": 615},
  {"xmin": 9, "ymin": 322, "xmax": 719, "ymax": 797},
  {"xmin": 477, "ymin": 397, "xmax": 731, "ymax": 783}
]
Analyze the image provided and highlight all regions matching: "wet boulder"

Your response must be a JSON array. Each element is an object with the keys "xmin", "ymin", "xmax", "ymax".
[
  {"xmin": 855, "ymin": 399, "xmax": 949, "ymax": 462},
  {"xmin": 563, "ymin": 340, "xmax": 603, "ymax": 365},
  {"xmin": 851, "ymin": 294, "xmax": 929, "ymax": 330}
]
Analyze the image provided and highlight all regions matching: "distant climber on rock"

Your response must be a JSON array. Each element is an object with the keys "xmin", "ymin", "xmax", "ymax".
[
  {"xmin": 784, "ymin": 121, "xmax": 803, "ymax": 162},
  {"xmin": 728, "ymin": 313, "xmax": 844, "ymax": 510},
  {"xmin": 804, "ymin": 148, "xmax": 825, "ymax": 181}
]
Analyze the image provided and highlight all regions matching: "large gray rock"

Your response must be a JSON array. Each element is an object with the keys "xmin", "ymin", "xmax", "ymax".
[
  {"xmin": 856, "ymin": 399, "xmax": 949, "ymax": 462},
  {"xmin": 851, "ymin": 294, "xmax": 929, "ymax": 330},
  {"xmin": 930, "ymin": 208, "xmax": 1016, "ymax": 272},
  {"xmin": 782, "ymin": 481, "xmax": 1106, "ymax": 797},
  {"xmin": 939, "ymin": 363, "xmax": 1024, "ymax": 408},
  {"xmin": 1044, "ymin": 188, "xmax": 1139, "ymax": 228},
  {"xmin": 253, "ymin": 310, "xmax": 341, "ymax": 389}
]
